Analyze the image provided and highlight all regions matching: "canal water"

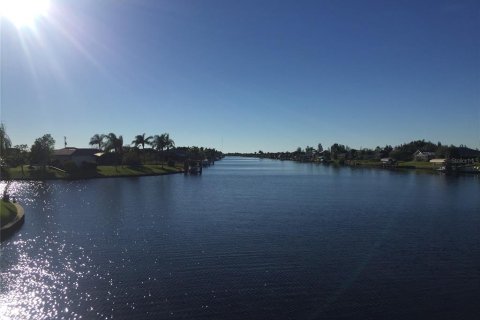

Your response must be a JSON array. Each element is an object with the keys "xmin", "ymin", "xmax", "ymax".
[{"xmin": 1, "ymin": 157, "xmax": 479, "ymax": 319}]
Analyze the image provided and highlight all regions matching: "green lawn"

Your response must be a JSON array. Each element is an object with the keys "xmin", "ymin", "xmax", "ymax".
[
  {"xmin": 3, "ymin": 164, "xmax": 183, "ymax": 180},
  {"xmin": 6, "ymin": 166, "xmax": 68, "ymax": 179},
  {"xmin": 1, "ymin": 200, "xmax": 17, "ymax": 227},
  {"xmin": 345, "ymin": 160, "xmax": 442, "ymax": 170},
  {"xmin": 397, "ymin": 161, "xmax": 438, "ymax": 169},
  {"xmin": 348, "ymin": 159, "xmax": 383, "ymax": 166},
  {"xmin": 96, "ymin": 164, "xmax": 183, "ymax": 177}
]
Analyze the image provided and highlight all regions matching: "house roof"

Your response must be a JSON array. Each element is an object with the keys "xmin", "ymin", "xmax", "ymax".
[
  {"xmin": 53, "ymin": 148, "xmax": 99, "ymax": 157},
  {"xmin": 414, "ymin": 150, "xmax": 435, "ymax": 156}
]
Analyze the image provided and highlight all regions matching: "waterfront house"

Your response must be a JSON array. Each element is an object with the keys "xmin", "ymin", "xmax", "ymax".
[
  {"xmin": 413, "ymin": 150, "xmax": 436, "ymax": 161},
  {"xmin": 52, "ymin": 148, "xmax": 99, "ymax": 166}
]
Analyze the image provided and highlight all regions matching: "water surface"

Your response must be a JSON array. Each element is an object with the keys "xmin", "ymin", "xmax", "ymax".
[{"xmin": 1, "ymin": 157, "xmax": 479, "ymax": 319}]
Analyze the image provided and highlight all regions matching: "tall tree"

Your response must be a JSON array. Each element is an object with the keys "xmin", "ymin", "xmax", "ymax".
[
  {"xmin": 132, "ymin": 133, "xmax": 152, "ymax": 164},
  {"xmin": 89, "ymin": 134, "xmax": 105, "ymax": 150},
  {"xmin": 305, "ymin": 146, "xmax": 315, "ymax": 156},
  {"xmin": 151, "ymin": 133, "xmax": 174, "ymax": 166},
  {"xmin": 131, "ymin": 133, "xmax": 153, "ymax": 150},
  {"xmin": 150, "ymin": 133, "xmax": 174, "ymax": 152},
  {"xmin": 151, "ymin": 135, "xmax": 166, "ymax": 165},
  {"xmin": 105, "ymin": 133, "xmax": 124, "ymax": 168},
  {"xmin": 0, "ymin": 123, "xmax": 12, "ymax": 157},
  {"xmin": 151, "ymin": 135, "xmax": 166, "ymax": 152},
  {"xmin": 30, "ymin": 134, "xmax": 55, "ymax": 169},
  {"xmin": 13, "ymin": 144, "xmax": 28, "ymax": 176},
  {"xmin": 162, "ymin": 133, "xmax": 175, "ymax": 151},
  {"xmin": 330, "ymin": 143, "xmax": 347, "ymax": 160},
  {"xmin": 105, "ymin": 133, "xmax": 123, "ymax": 153}
]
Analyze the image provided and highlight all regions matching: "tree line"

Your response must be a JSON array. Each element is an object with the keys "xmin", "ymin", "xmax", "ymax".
[
  {"xmin": 0, "ymin": 124, "xmax": 222, "ymax": 175},
  {"xmin": 89, "ymin": 132, "xmax": 175, "ymax": 153},
  {"xmin": 234, "ymin": 140, "xmax": 480, "ymax": 163}
]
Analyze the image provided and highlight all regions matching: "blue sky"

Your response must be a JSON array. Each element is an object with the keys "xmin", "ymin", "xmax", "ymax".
[{"xmin": 1, "ymin": 0, "xmax": 479, "ymax": 152}]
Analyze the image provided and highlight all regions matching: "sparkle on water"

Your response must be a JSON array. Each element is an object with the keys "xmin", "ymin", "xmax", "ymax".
[{"xmin": 1, "ymin": 159, "xmax": 479, "ymax": 319}]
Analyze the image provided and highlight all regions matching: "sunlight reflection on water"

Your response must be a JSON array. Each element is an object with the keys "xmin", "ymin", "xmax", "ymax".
[
  {"xmin": 0, "ymin": 236, "xmax": 92, "ymax": 320},
  {"xmin": 0, "ymin": 181, "xmax": 46, "ymax": 207},
  {"xmin": 0, "ymin": 181, "xmax": 95, "ymax": 320},
  {"xmin": 1, "ymin": 160, "xmax": 479, "ymax": 319}
]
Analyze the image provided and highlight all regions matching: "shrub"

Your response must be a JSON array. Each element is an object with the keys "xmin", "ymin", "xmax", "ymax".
[
  {"xmin": 0, "ymin": 167, "xmax": 10, "ymax": 180},
  {"xmin": 63, "ymin": 161, "xmax": 78, "ymax": 174},
  {"xmin": 81, "ymin": 162, "xmax": 97, "ymax": 172}
]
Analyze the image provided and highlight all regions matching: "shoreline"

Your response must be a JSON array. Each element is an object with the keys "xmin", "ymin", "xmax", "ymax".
[
  {"xmin": 4, "ymin": 169, "xmax": 185, "ymax": 181},
  {"xmin": 4, "ymin": 165, "xmax": 185, "ymax": 181},
  {"xmin": 1, "ymin": 203, "xmax": 25, "ymax": 241},
  {"xmin": 6, "ymin": 169, "xmax": 184, "ymax": 181},
  {"xmin": 252, "ymin": 157, "xmax": 479, "ymax": 174}
]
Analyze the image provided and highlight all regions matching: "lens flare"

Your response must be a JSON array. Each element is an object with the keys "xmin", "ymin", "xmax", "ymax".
[{"xmin": 0, "ymin": 0, "xmax": 50, "ymax": 28}]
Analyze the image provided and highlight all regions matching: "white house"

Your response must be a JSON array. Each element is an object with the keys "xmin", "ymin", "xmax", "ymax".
[{"xmin": 413, "ymin": 150, "xmax": 436, "ymax": 162}]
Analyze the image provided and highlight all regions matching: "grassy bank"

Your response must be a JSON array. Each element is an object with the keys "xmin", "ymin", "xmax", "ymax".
[
  {"xmin": 4, "ymin": 164, "xmax": 184, "ymax": 180},
  {"xmin": 96, "ymin": 164, "xmax": 183, "ymax": 177},
  {"xmin": 6, "ymin": 166, "xmax": 68, "ymax": 179},
  {"xmin": 345, "ymin": 160, "xmax": 383, "ymax": 167},
  {"xmin": 396, "ymin": 161, "xmax": 440, "ymax": 169},
  {"xmin": 1, "ymin": 200, "xmax": 17, "ymax": 227},
  {"xmin": 349, "ymin": 160, "xmax": 440, "ymax": 169},
  {"xmin": 348, "ymin": 160, "xmax": 479, "ymax": 170}
]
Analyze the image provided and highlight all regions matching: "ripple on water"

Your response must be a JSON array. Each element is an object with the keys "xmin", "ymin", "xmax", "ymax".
[{"xmin": 0, "ymin": 237, "xmax": 92, "ymax": 320}]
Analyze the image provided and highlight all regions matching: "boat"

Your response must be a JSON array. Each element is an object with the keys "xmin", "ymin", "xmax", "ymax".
[{"xmin": 437, "ymin": 165, "xmax": 479, "ymax": 174}]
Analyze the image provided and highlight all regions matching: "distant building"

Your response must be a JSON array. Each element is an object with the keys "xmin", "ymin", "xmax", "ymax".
[
  {"xmin": 429, "ymin": 159, "xmax": 446, "ymax": 168},
  {"xmin": 413, "ymin": 150, "xmax": 436, "ymax": 161},
  {"xmin": 429, "ymin": 158, "xmax": 446, "ymax": 165},
  {"xmin": 380, "ymin": 158, "xmax": 396, "ymax": 165},
  {"xmin": 52, "ymin": 148, "xmax": 99, "ymax": 166}
]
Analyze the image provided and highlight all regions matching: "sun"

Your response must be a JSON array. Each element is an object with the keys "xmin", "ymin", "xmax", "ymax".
[{"xmin": 0, "ymin": 0, "xmax": 50, "ymax": 28}]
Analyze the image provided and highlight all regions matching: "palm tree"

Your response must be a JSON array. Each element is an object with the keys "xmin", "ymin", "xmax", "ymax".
[
  {"xmin": 151, "ymin": 135, "xmax": 166, "ymax": 165},
  {"xmin": 115, "ymin": 135, "xmax": 124, "ymax": 154},
  {"xmin": 163, "ymin": 133, "xmax": 175, "ymax": 151},
  {"xmin": 105, "ymin": 133, "xmax": 123, "ymax": 153},
  {"xmin": 132, "ymin": 133, "xmax": 152, "ymax": 164},
  {"xmin": 151, "ymin": 133, "xmax": 174, "ymax": 166},
  {"xmin": 89, "ymin": 134, "xmax": 105, "ymax": 150},
  {"xmin": 162, "ymin": 133, "xmax": 175, "ymax": 166},
  {"xmin": 131, "ymin": 133, "xmax": 152, "ymax": 150},
  {"xmin": 0, "ymin": 123, "xmax": 12, "ymax": 157},
  {"xmin": 105, "ymin": 133, "xmax": 124, "ymax": 169},
  {"xmin": 151, "ymin": 135, "xmax": 167, "ymax": 151},
  {"xmin": 104, "ymin": 133, "xmax": 116, "ymax": 152}
]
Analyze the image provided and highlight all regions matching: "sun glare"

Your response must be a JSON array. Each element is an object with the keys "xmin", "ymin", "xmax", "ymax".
[{"xmin": 0, "ymin": 0, "xmax": 50, "ymax": 28}]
